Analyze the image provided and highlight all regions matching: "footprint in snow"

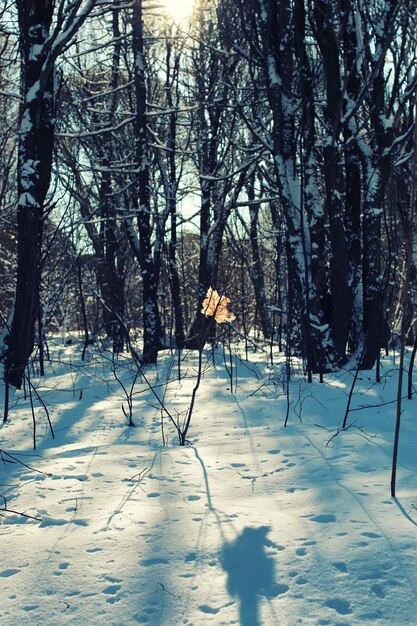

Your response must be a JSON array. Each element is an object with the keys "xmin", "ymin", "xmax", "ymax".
[
  {"xmin": 103, "ymin": 575, "xmax": 122, "ymax": 583},
  {"xmin": 63, "ymin": 474, "xmax": 88, "ymax": 481},
  {"xmin": 0, "ymin": 568, "xmax": 22, "ymax": 577},
  {"xmin": 263, "ymin": 583, "xmax": 289, "ymax": 597},
  {"xmin": 55, "ymin": 562, "xmax": 70, "ymax": 575},
  {"xmin": 199, "ymin": 605, "xmax": 219, "ymax": 614},
  {"xmin": 86, "ymin": 547, "xmax": 102, "ymax": 553},
  {"xmin": 309, "ymin": 514, "xmax": 337, "ymax": 524},
  {"xmin": 102, "ymin": 584, "xmax": 121, "ymax": 595},
  {"xmin": 103, "ymin": 583, "xmax": 122, "ymax": 604},
  {"xmin": 371, "ymin": 583, "xmax": 385, "ymax": 598},
  {"xmin": 333, "ymin": 562, "xmax": 347, "ymax": 573},
  {"xmin": 39, "ymin": 517, "xmax": 67, "ymax": 528},
  {"xmin": 325, "ymin": 598, "xmax": 352, "ymax": 615},
  {"xmin": 140, "ymin": 557, "xmax": 169, "ymax": 567}
]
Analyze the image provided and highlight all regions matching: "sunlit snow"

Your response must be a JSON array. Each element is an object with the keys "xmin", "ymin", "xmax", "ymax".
[{"xmin": 1, "ymin": 342, "xmax": 417, "ymax": 624}]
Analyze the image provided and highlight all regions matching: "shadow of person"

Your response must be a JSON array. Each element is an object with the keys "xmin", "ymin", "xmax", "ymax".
[{"xmin": 221, "ymin": 526, "xmax": 277, "ymax": 626}]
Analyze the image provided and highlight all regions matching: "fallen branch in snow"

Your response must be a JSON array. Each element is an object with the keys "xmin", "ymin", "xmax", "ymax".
[
  {"xmin": 0, "ymin": 449, "xmax": 49, "ymax": 476},
  {"xmin": 348, "ymin": 393, "xmax": 409, "ymax": 413},
  {"xmin": 127, "ymin": 468, "xmax": 148, "ymax": 482},
  {"xmin": 0, "ymin": 495, "xmax": 42, "ymax": 522},
  {"xmin": 156, "ymin": 582, "xmax": 178, "ymax": 599},
  {"xmin": 238, "ymin": 467, "xmax": 286, "ymax": 493},
  {"xmin": 315, "ymin": 421, "xmax": 378, "ymax": 447}
]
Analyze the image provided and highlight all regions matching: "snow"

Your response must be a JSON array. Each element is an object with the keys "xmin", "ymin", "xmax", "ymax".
[
  {"xmin": 26, "ymin": 81, "xmax": 41, "ymax": 104},
  {"xmin": 20, "ymin": 109, "xmax": 33, "ymax": 135},
  {"xmin": 267, "ymin": 55, "xmax": 281, "ymax": 87},
  {"xmin": 1, "ymin": 342, "xmax": 417, "ymax": 625},
  {"xmin": 18, "ymin": 192, "xmax": 39, "ymax": 208},
  {"xmin": 29, "ymin": 44, "xmax": 45, "ymax": 63},
  {"xmin": 20, "ymin": 160, "xmax": 40, "ymax": 189}
]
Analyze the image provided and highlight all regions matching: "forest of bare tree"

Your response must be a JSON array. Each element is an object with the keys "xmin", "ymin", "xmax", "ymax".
[
  {"xmin": 2, "ymin": 3, "xmax": 417, "ymax": 623},
  {"xmin": 1, "ymin": 0, "xmax": 416, "ymax": 389}
]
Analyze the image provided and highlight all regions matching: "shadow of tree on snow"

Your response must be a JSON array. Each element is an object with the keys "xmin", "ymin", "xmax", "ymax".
[{"xmin": 221, "ymin": 526, "xmax": 288, "ymax": 626}]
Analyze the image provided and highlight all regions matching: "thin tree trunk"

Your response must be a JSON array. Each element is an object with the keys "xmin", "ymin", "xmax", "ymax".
[{"xmin": 131, "ymin": 0, "xmax": 162, "ymax": 363}]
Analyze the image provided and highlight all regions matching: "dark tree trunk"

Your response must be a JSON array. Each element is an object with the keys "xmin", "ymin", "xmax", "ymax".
[
  {"xmin": 131, "ymin": 0, "xmax": 162, "ymax": 363},
  {"xmin": 163, "ymin": 41, "xmax": 185, "ymax": 348},
  {"xmin": 256, "ymin": 0, "xmax": 322, "ymax": 372},
  {"xmin": 341, "ymin": 0, "xmax": 362, "ymax": 286},
  {"xmin": 4, "ymin": 0, "xmax": 55, "ymax": 389},
  {"xmin": 359, "ymin": 0, "xmax": 398, "ymax": 369},
  {"xmin": 314, "ymin": 0, "xmax": 352, "ymax": 365}
]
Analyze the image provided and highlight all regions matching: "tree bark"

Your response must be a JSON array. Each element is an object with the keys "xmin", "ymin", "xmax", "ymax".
[
  {"xmin": 4, "ymin": 0, "xmax": 55, "ymax": 388},
  {"xmin": 131, "ymin": 0, "xmax": 162, "ymax": 363}
]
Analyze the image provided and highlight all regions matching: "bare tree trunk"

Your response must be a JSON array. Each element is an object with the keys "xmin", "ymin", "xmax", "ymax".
[
  {"xmin": 314, "ymin": 0, "xmax": 352, "ymax": 365},
  {"xmin": 131, "ymin": 0, "xmax": 162, "ymax": 363},
  {"xmin": 4, "ymin": 0, "xmax": 95, "ymax": 388},
  {"xmin": 4, "ymin": 1, "xmax": 55, "ymax": 389},
  {"xmin": 246, "ymin": 176, "xmax": 272, "ymax": 339}
]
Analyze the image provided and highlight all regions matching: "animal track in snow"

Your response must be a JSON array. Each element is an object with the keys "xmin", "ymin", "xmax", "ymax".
[
  {"xmin": 333, "ymin": 562, "xmax": 347, "ymax": 573},
  {"xmin": 286, "ymin": 486, "xmax": 308, "ymax": 493},
  {"xmin": 0, "ymin": 568, "xmax": 21, "ymax": 577},
  {"xmin": 141, "ymin": 557, "xmax": 169, "ymax": 567},
  {"xmin": 306, "ymin": 514, "xmax": 337, "ymax": 524},
  {"xmin": 199, "ymin": 604, "xmax": 219, "ymax": 614},
  {"xmin": 264, "ymin": 583, "xmax": 289, "ymax": 597},
  {"xmin": 371, "ymin": 583, "xmax": 385, "ymax": 598},
  {"xmin": 325, "ymin": 597, "xmax": 352, "ymax": 615},
  {"xmin": 102, "ymin": 584, "xmax": 121, "ymax": 595},
  {"xmin": 86, "ymin": 547, "xmax": 102, "ymax": 553}
]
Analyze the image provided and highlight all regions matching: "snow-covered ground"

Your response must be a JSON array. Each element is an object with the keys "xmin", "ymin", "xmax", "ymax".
[{"xmin": 1, "ymin": 343, "xmax": 417, "ymax": 625}]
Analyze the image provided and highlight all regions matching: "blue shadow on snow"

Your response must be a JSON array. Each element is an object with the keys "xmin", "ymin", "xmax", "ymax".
[{"xmin": 221, "ymin": 526, "xmax": 283, "ymax": 626}]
